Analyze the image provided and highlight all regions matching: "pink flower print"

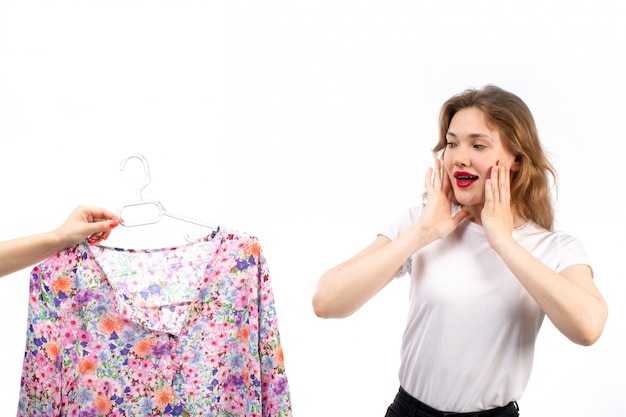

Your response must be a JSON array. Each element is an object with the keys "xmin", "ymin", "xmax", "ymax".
[
  {"xmin": 19, "ymin": 231, "xmax": 292, "ymax": 416},
  {"xmin": 223, "ymin": 391, "xmax": 246, "ymax": 415},
  {"xmin": 65, "ymin": 401, "xmax": 80, "ymax": 417},
  {"xmin": 140, "ymin": 358, "xmax": 153, "ymax": 372},
  {"xmin": 247, "ymin": 386, "xmax": 259, "ymax": 403},
  {"xmin": 158, "ymin": 360, "xmax": 177, "ymax": 379},
  {"xmin": 61, "ymin": 328, "xmax": 76, "ymax": 347},
  {"xmin": 217, "ymin": 368, "xmax": 230, "ymax": 382},
  {"xmin": 144, "ymin": 373, "xmax": 155, "ymax": 386},
  {"xmin": 36, "ymin": 365, "xmax": 51, "ymax": 382},
  {"xmin": 63, "ymin": 313, "xmax": 84, "ymax": 330},
  {"xmin": 183, "ymin": 366, "xmax": 199, "ymax": 379},
  {"xmin": 233, "ymin": 275, "xmax": 247, "ymax": 288},
  {"xmin": 80, "ymin": 374, "xmax": 99, "ymax": 390},
  {"xmin": 98, "ymin": 377, "xmax": 122, "ymax": 397},
  {"xmin": 200, "ymin": 336, "xmax": 221, "ymax": 355},
  {"xmin": 35, "ymin": 352, "xmax": 48, "ymax": 367},
  {"xmin": 205, "ymin": 355, "xmax": 220, "ymax": 369},
  {"xmin": 184, "ymin": 385, "xmax": 198, "ymax": 398},
  {"xmin": 21, "ymin": 362, "xmax": 32, "ymax": 376},
  {"xmin": 76, "ymin": 329, "xmax": 93, "ymax": 345},
  {"xmin": 127, "ymin": 358, "xmax": 140, "ymax": 369},
  {"xmin": 44, "ymin": 378, "xmax": 54, "ymax": 392},
  {"xmin": 128, "ymin": 383, "xmax": 143, "ymax": 397},
  {"xmin": 235, "ymin": 292, "xmax": 249, "ymax": 309},
  {"xmin": 261, "ymin": 292, "xmax": 274, "ymax": 309},
  {"xmin": 29, "ymin": 292, "xmax": 40, "ymax": 311},
  {"xmin": 135, "ymin": 369, "xmax": 146, "ymax": 383},
  {"xmin": 33, "ymin": 319, "xmax": 56, "ymax": 340},
  {"xmin": 93, "ymin": 340, "xmax": 108, "ymax": 351},
  {"xmin": 264, "ymin": 397, "xmax": 280, "ymax": 415}
]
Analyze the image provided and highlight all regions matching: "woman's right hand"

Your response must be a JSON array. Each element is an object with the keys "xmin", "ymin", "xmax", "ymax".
[
  {"xmin": 416, "ymin": 159, "xmax": 469, "ymax": 241},
  {"xmin": 54, "ymin": 206, "xmax": 119, "ymax": 247}
]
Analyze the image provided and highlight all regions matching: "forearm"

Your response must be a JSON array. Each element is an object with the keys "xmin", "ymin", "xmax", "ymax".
[
  {"xmin": 313, "ymin": 224, "xmax": 438, "ymax": 318},
  {"xmin": 495, "ymin": 240, "xmax": 608, "ymax": 345},
  {"xmin": 312, "ymin": 241, "xmax": 400, "ymax": 318},
  {"xmin": 0, "ymin": 231, "xmax": 64, "ymax": 278}
]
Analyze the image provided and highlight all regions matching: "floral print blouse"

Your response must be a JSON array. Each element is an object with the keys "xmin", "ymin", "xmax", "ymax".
[{"xmin": 17, "ymin": 228, "xmax": 292, "ymax": 417}]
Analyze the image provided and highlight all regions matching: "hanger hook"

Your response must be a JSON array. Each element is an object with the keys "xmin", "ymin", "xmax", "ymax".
[{"xmin": 120, "ymin": 154, "xmax": 151, "ymax": 200}]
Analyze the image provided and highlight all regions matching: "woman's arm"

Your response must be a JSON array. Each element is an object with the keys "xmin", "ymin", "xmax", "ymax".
[
  {"xmin": 497, "ymin": 242, "xmax": 606, "ymax": 345},
  {"xmin": 0, "ymin": 206, "xmax": 118, "ymax": 278},
  {"xmin": 312, "ymin": 235, "xmax": 398, "ymax": 319},
  {"xmin": 313, "ymin": 226, "xmax": 431, "ymax": 318},
  {"xmin": 483, "ymin": 162, "xmax": 608, "ymax": 345},
  {"xmin": 312, "ymin": 160, "xmax": 470, "ymax": 318}
]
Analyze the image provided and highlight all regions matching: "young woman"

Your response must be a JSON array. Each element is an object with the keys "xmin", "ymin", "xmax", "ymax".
[
  {"xmin": 312, "ymin": 85, "xmax": 608, "ymax": 416},
  {"xmin": 0, "ymin": 206, "xmax": 118, "ymax": 278}
]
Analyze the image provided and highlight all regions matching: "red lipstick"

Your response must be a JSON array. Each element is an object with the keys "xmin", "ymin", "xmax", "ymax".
[{"xmin": 453, "ymin": 171, "xmax": 478, "ymax": 188}]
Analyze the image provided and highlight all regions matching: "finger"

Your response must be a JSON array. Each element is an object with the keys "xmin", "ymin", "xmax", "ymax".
[
  {"xmin": 452, "ymin": 208, "xmax": 471, "ymax": 225},
  {"xmin": 440, "ymin": 163, "xmax": 448, "ymax": 191},
  {"xmin": 490, "ymin": 164, "xmax": 499, "ymax": 204},
  {"xmin": 424, "ymin": 167, "xmax": 434, "ymax": 192},
  {"xmin": 484, "ymin": 178, "xmax": 494, "ymax": 210},
  {"xmin": 499, "ymin": 160, "xmax": 511, "ymax": 204},
  {"xmin": 88, "ymin": 232, "xmax": 104, "ymax": 244},
  {"xmin": 441, "ymin": 166, "xmax": 453, "ymax": 197},
  {"xmin": 87, "ymin": 207, "xmax": 117, "ymax": 222},
  {"xmin": 433, "ymin": 159, "xmax": 441, "ymax": 190}
]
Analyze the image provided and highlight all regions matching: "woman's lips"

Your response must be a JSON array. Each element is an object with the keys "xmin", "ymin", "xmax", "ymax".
[{"xmin": 454, "ymin": 171, "xmax": 478, "ymax": 188}]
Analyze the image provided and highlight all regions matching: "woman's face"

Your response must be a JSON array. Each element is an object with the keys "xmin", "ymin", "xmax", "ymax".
[{"xmin": 442, "ymin": 106, "xmax": 518, "ymax": 209}]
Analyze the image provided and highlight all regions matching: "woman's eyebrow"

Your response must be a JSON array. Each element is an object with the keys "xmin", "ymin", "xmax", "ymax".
[{"xmin": 446, "ymin": 131, "xmax": 494, "ymax": 141}]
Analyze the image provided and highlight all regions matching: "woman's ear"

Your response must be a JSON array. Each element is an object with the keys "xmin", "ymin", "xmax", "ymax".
[{"xmin": 511, "ymin": 155, "xmax": 521, "ymax": 172}]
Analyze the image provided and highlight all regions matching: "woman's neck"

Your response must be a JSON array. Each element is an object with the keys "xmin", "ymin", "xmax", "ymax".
[{"xmin": 460, "ymin": 204, "xmax": 527, "ymax": 228}]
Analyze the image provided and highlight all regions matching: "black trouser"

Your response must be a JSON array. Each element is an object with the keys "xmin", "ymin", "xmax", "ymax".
[{"xmin": 385, "ymin": 387, "xmax": 519, "ymax": 417}]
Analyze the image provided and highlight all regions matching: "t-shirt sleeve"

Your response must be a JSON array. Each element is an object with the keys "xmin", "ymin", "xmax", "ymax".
[
  {"xmin": 556, "ymin": 232, "xmax": 593, "ymax": 276},
  {"xmin": 379, "ymin": 205, "xmax": 423, "ymax": 279}
]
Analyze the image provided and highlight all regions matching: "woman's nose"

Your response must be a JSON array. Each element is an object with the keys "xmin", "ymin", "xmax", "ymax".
[{"xmin": 453, "ymin": 148, "xmax": 470, "ymax": 167}]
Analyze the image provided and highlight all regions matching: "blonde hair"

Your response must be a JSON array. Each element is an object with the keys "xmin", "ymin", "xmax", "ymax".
[{"xmin": 433, "ymin": 85, "xmax": 556, "ymax": 230}]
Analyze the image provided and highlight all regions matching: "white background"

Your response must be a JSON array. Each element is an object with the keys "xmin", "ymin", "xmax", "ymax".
[{"xmin": 1, "ymin": 1, "xmax": 624, "ymax": 416}]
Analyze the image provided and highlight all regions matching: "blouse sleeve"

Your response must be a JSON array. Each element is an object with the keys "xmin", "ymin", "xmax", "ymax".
[
  {"xmin": 17, "ymin": 262, "xmax": 63, "ymax": 416},
  {"xmin": 256, "ymin": 246, "xmax": 292, "ymax": 417}
]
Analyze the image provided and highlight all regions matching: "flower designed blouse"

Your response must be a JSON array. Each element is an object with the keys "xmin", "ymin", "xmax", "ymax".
[{"xmin": 17, "ymin": 228, "xmax": 292, "ymax": 417}]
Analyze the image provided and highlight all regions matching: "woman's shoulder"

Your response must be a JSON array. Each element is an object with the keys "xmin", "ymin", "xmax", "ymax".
[
  {"xmin": 521, "ymin": 221, "xmax": 580, "ymax": 238},
  {"xmin": 517, "ymin": 221, "xmax": 587, "ymax": 253}
]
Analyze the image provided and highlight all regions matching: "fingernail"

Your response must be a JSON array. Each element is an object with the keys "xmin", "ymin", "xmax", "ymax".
[
  {"xmin": 88, "ymin": 237, "xmax": 98, "ymax": 244},
  {"xmin": 103, "ymin": 232, "xmax": 110, "ymax": 240},
  {"xmin": 110, "ymin": 221, "xmax": 119, "ymax": 228}
]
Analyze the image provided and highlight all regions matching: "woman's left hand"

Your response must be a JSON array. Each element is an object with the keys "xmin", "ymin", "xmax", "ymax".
[{"xmin": 481, "ymin": 160, "xmax": 516, "ymax": 250}]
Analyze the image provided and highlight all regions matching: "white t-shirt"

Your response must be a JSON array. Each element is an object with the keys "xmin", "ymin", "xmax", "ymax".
[{"xmin": 381, "ymin": 205, "xmax": 590, "ymax": 412}]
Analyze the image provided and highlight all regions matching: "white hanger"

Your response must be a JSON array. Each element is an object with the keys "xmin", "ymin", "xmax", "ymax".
[{"xmin": 116, "ymin": 154, "xmax": 219, "ymax": 238}]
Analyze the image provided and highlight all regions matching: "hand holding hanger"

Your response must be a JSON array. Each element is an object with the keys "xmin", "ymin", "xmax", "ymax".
[{"xmin": 0, "ymin": 206, "xmax": 118, "ymax": 278}]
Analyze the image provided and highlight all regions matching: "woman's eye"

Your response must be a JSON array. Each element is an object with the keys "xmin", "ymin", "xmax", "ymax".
[
  {"xmin": 474, "ymin": 144, "xmax": 486, "ymax": 150},
  {"xmin": 446, "ymin": 141, "xmax": 457, "ymax": 148}
]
